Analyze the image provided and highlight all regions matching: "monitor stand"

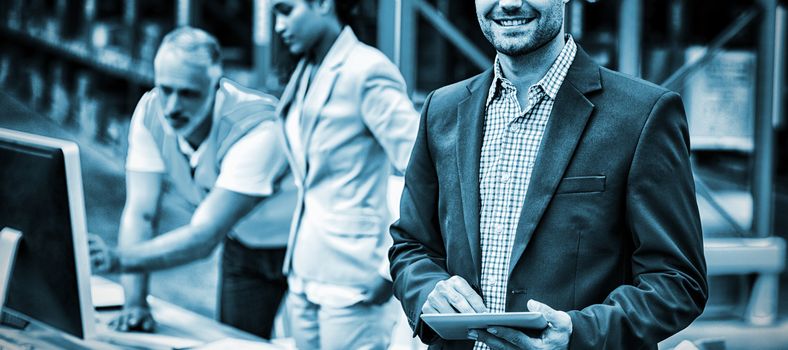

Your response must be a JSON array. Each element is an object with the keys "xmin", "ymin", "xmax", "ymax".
[
  {"xmin": 0, "ymin": 227, "xmax": 29, "ymax": 331},
  {"xmin": 0, "ymin": 227, "xmax": 22, "ymax": 310},
  {"xmin": 0, "ymin": 310, "xmax": 28, "ymax": 331},
  {"xmin": 0, "ymin": 228, "xmax": 102, "ymax": 349}
]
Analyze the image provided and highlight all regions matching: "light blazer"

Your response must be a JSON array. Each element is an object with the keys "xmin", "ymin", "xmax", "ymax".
[
  {"xmin": 278, "ymin": 27, "xmax": 419, "ymax": 288},
  {"xmin": 389, "ymin": 47, "xmax": 708, "ymax": 349}
]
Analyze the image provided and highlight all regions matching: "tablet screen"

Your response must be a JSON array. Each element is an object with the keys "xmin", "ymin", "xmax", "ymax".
[{"xmin": 421, "ymin": 312, "xmax": 547, "ymax": 340}]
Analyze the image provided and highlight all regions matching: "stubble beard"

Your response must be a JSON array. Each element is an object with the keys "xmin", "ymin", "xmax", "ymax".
[
  {"xmin": 481, "ymin": 18, "xmax": 562, "ymax": 58},
  {"xmin": 478, "ymin": 4, "xmax": 564, "ymax": 58}
]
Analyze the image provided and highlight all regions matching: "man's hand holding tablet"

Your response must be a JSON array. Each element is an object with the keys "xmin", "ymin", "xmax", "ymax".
[
  {"xmin": 421, "ymin": 276, "xmax": 572, "ymax": 349},
  {"xmin": 422, "ymin": 275, "xmax": 488, "ymax": 314}
]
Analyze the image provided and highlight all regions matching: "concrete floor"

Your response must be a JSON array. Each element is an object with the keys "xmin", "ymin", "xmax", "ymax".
[{"xmin": 661, "ymin": 319, "xmax": 788, "ymax": 350}]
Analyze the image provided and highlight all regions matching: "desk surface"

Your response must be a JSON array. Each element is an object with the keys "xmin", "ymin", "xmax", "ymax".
[
  {"xmin": 94, "ymin": 297, "xmax": 273, "ymax": 349},
  {"xmin": 0, "ymin": 277, "xmax": 282, "ymax": 350}
]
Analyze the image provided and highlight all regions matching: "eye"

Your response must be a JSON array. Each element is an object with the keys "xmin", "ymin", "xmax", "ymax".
[
  {"xmin": 273, "ymin": 3, "xmax": 293, "ymax": 15},
  {"xmin": 181, "ymin": 89, "xmax": 202, "ymax": 99},
  {"xmin": 160, "ymin": 86, "xmax": 173, "ymax": 95}
]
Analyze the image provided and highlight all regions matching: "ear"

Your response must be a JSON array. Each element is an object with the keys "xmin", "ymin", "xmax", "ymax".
[{"xmin": 316, "ymin": 0, "xmax": 334, "ymax": 15}]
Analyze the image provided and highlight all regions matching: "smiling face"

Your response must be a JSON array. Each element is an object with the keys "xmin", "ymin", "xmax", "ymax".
[
  {"xmin": 153, "ymin": 49, "xmax": 217, "ymax": 139},
  {"xmin": 475, "ymin": 0, "xmax": 566, "ymax": 57},
  {"xmin": 272, "ymin": 0, "xmax": 327, "ymax": 56}
]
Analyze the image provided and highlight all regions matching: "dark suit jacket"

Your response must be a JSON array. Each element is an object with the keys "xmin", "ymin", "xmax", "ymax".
[{"xmin": 389, "ymin": 46, "xmax": 708, "ymax": 350}]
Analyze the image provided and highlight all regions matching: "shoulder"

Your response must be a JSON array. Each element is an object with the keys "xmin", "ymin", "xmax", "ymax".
[
  {"xmin": 425, "ymin": 70, "xmax": 491, "ymax": 117},
  {"xmin": 347, "ymin": 42, "xmax": 394, "ymax": 69},
  {"xmin": 570, "ymin": 43, "xmax": 672, "ymax": 108},
  {"xmin": 219, "ymin": 78, "xmax": 278, "ymax": 110},
  {"xmin": 432, "ymin": 71, "xmax": 489, "ymax": 104},
  {"xmin": 127, "ymin": 89, "xmax": 167, "ymax": 172},
  {"xmin": 596, "ymin": 68, "xmax": 675, "ymax": 110},
  {"xmin": 217, "ymin": 79, "xmax": 279, "ymax": 127},
  {"xmin": 590, "ymin": 68, "xmax": 685, "ymax": 140},
  {"xmin": 412, "ymin": 70, "xmax": 491, "ymax": 137},
  {"xmin": 139, "ymin": 88, "xmax": 159, "ymax": 103},
  {"xmin": 133, "ymin": 89, "xmax": 159, "ymax": 114},
  {"xmin": 130, "ymin": 89, "xmax": 161, "ymax": 127},
  {"xmin": 342, "ymin": 42, "xmax": 404, "ymax": 81}
]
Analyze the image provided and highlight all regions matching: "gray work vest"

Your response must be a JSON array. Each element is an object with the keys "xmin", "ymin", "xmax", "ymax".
[{"xmin": 142, "ymin": 79, "xmax": 295, "ymax": 247}]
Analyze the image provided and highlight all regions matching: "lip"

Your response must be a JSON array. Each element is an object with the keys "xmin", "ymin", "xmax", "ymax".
[
  {"xmin": 492, "ymin": 17, "xmax": 536, "ymax": 27},
  {"xmin": 167, "ymin": 116, "xmax": 189, "ymax": 129}
]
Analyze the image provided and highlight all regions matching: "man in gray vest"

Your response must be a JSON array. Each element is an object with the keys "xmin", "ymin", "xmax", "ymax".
[{"xmin": 88, "ymin": 27, "xmax": 296, "ymax": 340}]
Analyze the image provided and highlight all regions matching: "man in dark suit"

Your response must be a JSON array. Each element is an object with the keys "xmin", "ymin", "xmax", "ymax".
[{"xmin": 389, "ymin": 0, "xmax": 708, "ymax": 349}]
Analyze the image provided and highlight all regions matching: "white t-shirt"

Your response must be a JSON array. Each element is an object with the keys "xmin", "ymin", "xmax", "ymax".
[{"xmin": 125, "ymin": 98, "xmax": 285, "ymax": 198}]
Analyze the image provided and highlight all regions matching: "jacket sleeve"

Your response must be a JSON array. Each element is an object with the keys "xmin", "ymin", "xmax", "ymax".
[
  {"xmin": 356, "ymin": 53, "xmax": 421, "ymax": 282},
  {"xmin": 359, "ymin": 57, "xmax": 420, "ymax": 174},
  {"xmin": 567, "ymin": 91, "xmax": 708, "ymax": 349},
  {"xmin": 389, "ymin": 91, "xmax": 450, "ymax": 344}
]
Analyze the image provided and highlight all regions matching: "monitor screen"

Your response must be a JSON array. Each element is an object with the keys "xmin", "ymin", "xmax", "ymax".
[{"xmin": 0, "ymin": 128, "xmax": 94, "ymax": 340}]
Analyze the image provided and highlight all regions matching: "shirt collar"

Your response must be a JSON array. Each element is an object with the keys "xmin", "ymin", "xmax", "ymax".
[{"xmin": 486, "ymin": 35, "xmax": 577, "ymax": 107}]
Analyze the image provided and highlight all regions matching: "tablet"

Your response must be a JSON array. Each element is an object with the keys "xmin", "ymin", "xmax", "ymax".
[{"xmin": 421, "ymin": 312, "xmax": 547, "ymax": 340}]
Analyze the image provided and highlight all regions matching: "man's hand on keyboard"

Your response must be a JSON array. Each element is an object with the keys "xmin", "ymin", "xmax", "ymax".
[
  {"xmin": 88, "ymin": 234, "xmax": 120, "ymax": 273},
  {"xmin": 110, "ymin": 305, "xmax": 155, "ymax": 332}
]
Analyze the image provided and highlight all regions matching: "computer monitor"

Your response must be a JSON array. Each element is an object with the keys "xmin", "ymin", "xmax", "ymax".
[{"xmin": 0, "ymin": 128, "xmax": 95, "ymax": 340}]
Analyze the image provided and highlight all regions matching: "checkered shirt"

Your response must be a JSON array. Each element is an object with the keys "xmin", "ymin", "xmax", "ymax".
[{"xmin": 474, "ymin": 36, "xmax": 576, "ymax": 350}]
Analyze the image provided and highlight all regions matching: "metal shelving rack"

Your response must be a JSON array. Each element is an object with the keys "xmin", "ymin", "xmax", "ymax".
[
  {"xmin": 0, "ymin": 0, "xmax": 266, "ymax": 158},
  {"xmin": 0, "ymin": 24, "xmax": 154, "ymax": 85}
]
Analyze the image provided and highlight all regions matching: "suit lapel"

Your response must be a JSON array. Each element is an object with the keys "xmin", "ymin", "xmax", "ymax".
[
  {"xmin": 277, "ymin": 59, "xmax": 307, "ymax": 181},
  {"xmin": 300, "ymin": 65, "xmax": 338, "ymax": 156},
  {"xmin": 276, "ymin": 59, "xmax": 305, "ymax": 121},
  {"xmin": 300, "ymin": 27, "xmax": 357, "ymax": 166},
  {"xmin": 456, "ymin": 69, "xmax": 494, "ymax": 282},
  {"xmin": 508, "ymin": 47, "xmax": 602, "ymax": 274}
]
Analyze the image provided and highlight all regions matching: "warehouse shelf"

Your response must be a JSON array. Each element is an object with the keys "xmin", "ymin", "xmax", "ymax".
[{"xmin": 0, "ymin": 23, "xmax": 154, "ymax": 85}]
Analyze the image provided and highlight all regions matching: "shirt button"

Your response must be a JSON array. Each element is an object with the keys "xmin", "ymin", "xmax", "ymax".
[
  {"xmin": 511, "ymin": 124, "xmax": 520, "ymax": 132},
  {"xmin": 501, "ymin": 172, "xmax": 511, "ymax": 183},
  {"xmin": 486, "ymin": 275, "xmax": 498, "ymax": 285},
  {"xmin": 495, "ymin": 224, "xmax": 504, "ymax": 234}
]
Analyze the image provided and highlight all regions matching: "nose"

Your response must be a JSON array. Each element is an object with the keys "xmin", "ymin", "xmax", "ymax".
[
  {"xmin": 499, "ymin": 0, "xmax": 524, "ymax": 12},
  {"xmin": 274, "ymin": 15, "xmax": 286, "ymax": 35},
  {"xmin": 164, "ymin": 93, "xmax": 182, "ymax": 115}
]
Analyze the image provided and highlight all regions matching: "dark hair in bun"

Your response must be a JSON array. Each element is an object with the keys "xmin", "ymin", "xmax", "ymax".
[{"xmin": 334, "ymin": 0, "xmax": 361, "ymax": 26}]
